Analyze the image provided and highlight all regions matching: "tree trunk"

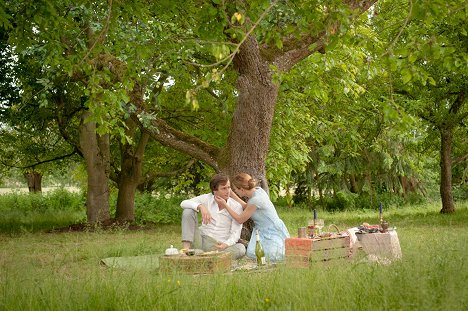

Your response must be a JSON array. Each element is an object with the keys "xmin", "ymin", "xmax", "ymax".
[
  {"xmin": 24, "ymin": 171, "xmax": 42, "ymax": 193},
  {"xmin": 115, "ymin": 118, "xmax": 149, "ymax": 222},
  {"xmin": 116, "ymin": 178, "xmax": 137, "ymax": 222},
  {"xmin": 226, "ymin": 35, "xmax": 279, "ymax": 193},
  {"xmin": 349, "ymin": 174, "xmax": 358, "ymax": 193},
  {"xmin": 439, "ymin": 127, "xmax": 455, "ymax": 213},
  {"xmin": 399, "ymin": 175, "xmax": 408, "ymax": 197},
  {"xmin": 79, "ymin": 111, "xmax": 111, "ymax": 224}
]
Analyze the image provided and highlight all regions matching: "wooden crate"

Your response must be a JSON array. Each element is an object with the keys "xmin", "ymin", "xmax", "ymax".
[
  {"xmin": 285, "ymin": 236, "xmax": 351, "ymax": 267},
  {"xmin": 159, "ymin": 252, "xmax": 231, "ymax": 274}
]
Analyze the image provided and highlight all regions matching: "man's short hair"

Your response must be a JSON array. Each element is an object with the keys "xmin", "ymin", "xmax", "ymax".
[{"xmin": 210, "ymin": 174, "xmax": 229, "ymax": 192}]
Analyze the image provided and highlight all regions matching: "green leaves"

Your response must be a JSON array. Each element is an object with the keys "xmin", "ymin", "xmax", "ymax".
[
  {"xmin": 211, "ymin": 44, "xmax": 231, "ymax": 61},
  {"xmin": 401, "ymin": 68, "xmax": 412, "ymax": 84}
]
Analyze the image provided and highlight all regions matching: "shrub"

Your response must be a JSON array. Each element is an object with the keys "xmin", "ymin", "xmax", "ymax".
[
  {"xmin": 134, "ymin": 192, "xmax": 184, "ymax": 224},
  {"xmin": 0, "ymin": 189, "xmax": 84, "ymax": 212}
]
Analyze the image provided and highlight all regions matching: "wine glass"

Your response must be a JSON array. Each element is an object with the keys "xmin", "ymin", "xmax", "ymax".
[
  {"xmin": 307, "ymin": 219, "xmax": 316, "ymax": 237},
  {"xmin": 315, "ymin": 219, "xmax": 324, "ymax": 235}
]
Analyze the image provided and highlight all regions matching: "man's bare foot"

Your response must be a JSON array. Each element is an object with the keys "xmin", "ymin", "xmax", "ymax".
[{"xmin": 182, "ymin": 241, "xmax": 192, "ymax": 249}]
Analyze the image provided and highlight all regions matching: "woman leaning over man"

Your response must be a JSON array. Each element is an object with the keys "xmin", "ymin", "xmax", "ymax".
[{"xmin": 214, "ymin": 173, "xmax": 290, "ymax": 262}]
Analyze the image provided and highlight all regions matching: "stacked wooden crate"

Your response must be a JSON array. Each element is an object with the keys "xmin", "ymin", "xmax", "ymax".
[{"xmin": 285, "ymin": 236, "xmax": 351, "ymax": 267}]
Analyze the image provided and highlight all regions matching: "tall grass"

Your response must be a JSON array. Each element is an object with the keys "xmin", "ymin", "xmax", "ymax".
[
  {"xmin": 0, "ymin": 190, "xmax": 183, "ymax": 233},
  {"xmin": 0, "ymin": 192, "xmax": 467, "ymax": 310},
  {"xmin": 0, "ymin": 189, "xmax": 86, "ymax": 233}
]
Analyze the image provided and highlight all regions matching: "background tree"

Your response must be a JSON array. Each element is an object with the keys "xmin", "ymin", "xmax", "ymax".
[{"xmin": 373, "ymin": 0, "xmax": 468, "ymax": 213}]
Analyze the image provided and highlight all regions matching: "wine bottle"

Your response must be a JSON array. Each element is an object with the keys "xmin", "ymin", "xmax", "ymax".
[{"xmin": 255, "ymin": 229, "xmax": 266, "ymax": 266}]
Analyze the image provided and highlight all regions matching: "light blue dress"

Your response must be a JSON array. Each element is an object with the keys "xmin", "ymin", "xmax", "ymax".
[{"xmin": 246, "ymin": 187, "xmax": 290, "ymax": 262}]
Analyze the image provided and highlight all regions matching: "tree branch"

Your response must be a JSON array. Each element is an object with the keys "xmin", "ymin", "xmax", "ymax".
[
  {"xmin": 140, "ymin": 159, "xmax": 197, "ymax": 184},
  {"xmin": 264, "ymin": 0, "xmax": 378, "ymax": 71},
  {"xmin": 449, "ymin": 90, "xmax": 466, "ymax": 114},
  {"xmin": 79, "ymin": 0, "xmax": 113, "ymax": 64},
  {"xmin": 453, "ymin": 152, "xmax": 468, "ymax": 166},
  {"xmin": 1, "ymin": 150, "xmax": 78, "ymax": 170},
  {"xmin": 132, "ymin": 115, "xmax": 220, "ymax": 171}
]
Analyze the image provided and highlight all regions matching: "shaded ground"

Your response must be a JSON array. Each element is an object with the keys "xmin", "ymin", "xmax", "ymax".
[
  {"xmin": 48, "ymin": 219, "xmax": 254, "ymax": 242},
  {"xmin": 47, "ymin": 221, "xmax": 155, "ymax": 233}
]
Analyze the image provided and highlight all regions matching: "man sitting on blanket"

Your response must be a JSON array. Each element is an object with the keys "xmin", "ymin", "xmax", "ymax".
[{"xmin": 180, "ymin": 173, "xmax": 246, "ymax": 259}]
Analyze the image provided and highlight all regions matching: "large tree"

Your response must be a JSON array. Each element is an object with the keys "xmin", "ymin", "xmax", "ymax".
[
  {"xmin": 137, "ymin": 0, "xmax": 377, "ymax": 192},
  {"xmin": 2, "ymin": 0, "xmax": 377, "ymax": 224}
]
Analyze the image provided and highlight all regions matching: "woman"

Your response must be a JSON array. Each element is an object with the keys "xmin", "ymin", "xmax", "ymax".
[{"xmin": 214, "ymin": 173, "xmax": 290, "ymax": 262}]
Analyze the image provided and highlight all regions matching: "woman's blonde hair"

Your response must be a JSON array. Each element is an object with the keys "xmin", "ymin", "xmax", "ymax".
[{"xmin": 232, "ymin": 173, "xmax": 257, "ymax": 190}]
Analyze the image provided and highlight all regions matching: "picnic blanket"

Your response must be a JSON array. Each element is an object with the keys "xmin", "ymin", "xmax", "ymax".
[{"xmin": 100, "ymin": 254, "xmax": 160, "ymax": 270}]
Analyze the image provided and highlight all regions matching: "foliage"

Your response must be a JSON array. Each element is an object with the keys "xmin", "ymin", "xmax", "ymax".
[
  {"xmin": 133, "ymin": 193, "xmax": 184, "ymax": 225},
  {"xmin": 0, "ymin": 190, "xmax": 189, "ymax": 232},
  {"xmin": 108, "ymin": 190, "xmax": 185, "ymax": 225},
  {"xmin": 0, "ymin": 188, "xmax": 84, "ymax": 212},
  {"xmin": 0, "ymin": 0, "xmax": 466, "ymax": 216},
  {"xmin": 267, "ymin": 26, "xmax": 430, "ymax": 205}
]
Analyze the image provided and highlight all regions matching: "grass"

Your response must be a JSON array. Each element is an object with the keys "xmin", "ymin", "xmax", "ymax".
[{"xmin": 0, "ymin": 193, "xmax": 467, "ymax": 310}]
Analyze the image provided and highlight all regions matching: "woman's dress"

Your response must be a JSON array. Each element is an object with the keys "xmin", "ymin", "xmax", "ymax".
[{"xmin": 246, "ymin": 187, "xmax": 290, "ymax": 262}]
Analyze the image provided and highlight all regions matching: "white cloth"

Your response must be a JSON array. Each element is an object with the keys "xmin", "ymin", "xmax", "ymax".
[{"xmin": 180, "ymin": 193, "xmax": 243, "ymax": 247}]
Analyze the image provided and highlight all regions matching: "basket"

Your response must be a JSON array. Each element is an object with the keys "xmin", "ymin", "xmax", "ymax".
[{"xmin": 159, "ymin": 251, "xmax": 231, "ymax": 274}]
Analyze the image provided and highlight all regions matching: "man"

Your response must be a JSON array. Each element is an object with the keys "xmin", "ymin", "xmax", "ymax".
[{"xmin": 181, "ymin": 174, "xmax": 246, "ymax": 259}]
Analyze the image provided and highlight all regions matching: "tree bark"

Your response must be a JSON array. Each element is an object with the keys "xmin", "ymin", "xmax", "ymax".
[
  {"xmin": 349, "ymin": 174, "xmax": 358, "ymax": 193},
  {"xmin": 225, "ymin": 35, "xmax": 279, "ymax": 192},
  {"xmin": 115, "ymin": 117, "xmax": 149, "ymax": 222},
  {"xmin": 79, "ymin": 110, "xmax": 111, "ymax": 224},
  {"xmin": 24, "ymin": 171, "xmax": 42, "ymax": 193},
  {"xmin": 439, "ymin": 127, "xmax": 455, "ymax": 213}
]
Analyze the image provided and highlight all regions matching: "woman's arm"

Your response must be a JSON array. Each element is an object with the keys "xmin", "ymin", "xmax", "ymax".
[
  {"xmin": 215, "ymin": 195, "xmax": 256, "ymax": 224},
  {"xmin": 229, "ymin": 190, "xmax": 247, "ymax": 209}
]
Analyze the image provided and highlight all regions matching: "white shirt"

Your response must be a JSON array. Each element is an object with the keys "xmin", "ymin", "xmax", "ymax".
[{"xmin": 180, "ymin": 193, "xmax": 243, "ymax": 246}]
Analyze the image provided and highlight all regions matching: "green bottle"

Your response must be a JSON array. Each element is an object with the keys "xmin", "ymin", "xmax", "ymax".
[{"xmin": 255, "ymin": 229, "xmax": 266, "ymax": 266}]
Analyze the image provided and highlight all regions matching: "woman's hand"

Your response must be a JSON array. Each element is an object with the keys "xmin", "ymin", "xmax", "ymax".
[
  {"xmin": 230, "ymin": 190, "xmax": 247, "ymax": 208},
  {"xmin": 214, "ymin": 195, "xmax": 227, "ymax": 210},
  {"xmin": 230, "ymin": 190, "xmax": 240, "ymax": 200}
]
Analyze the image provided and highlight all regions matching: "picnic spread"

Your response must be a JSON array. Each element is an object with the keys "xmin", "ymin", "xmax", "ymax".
[
  {"xmin": 286, "ymin": 206, "xmax": 402, "ymax": 267},
  {"xmin": 101, "ymin": 205, "xmax": 402, "ymax": 273}
]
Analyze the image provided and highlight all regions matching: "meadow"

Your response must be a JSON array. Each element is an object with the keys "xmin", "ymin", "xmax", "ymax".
[{"xmin": 0, "ymin": 191, "xmax": 467, "ymax": 310}]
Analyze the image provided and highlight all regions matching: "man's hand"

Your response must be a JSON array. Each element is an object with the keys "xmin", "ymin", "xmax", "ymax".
[
  {"xmin": 215, "ymin": 242, "xmax": 228, "ymax": 251},
  {"xmin": 198, "ymin": 205, "xmax": 212, "ymax": 224}
]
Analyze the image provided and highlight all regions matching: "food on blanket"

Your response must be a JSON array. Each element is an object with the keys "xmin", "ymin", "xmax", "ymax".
[
  {"xmin": 186, "ymin": 249, "xmax": 196, "ymax": 256},
  {"xmin": 164, "ymin": 245, "xmax": 179, "ymax": 256},
  {"xmin": 362, "ymin": 222, "xmax": 380, "ymax": 229},
  {"xmin": 357, "ymin": 223, "xmax": 380, "ymax": 234},
  {"xmin": 200, "ymin": 250, "xmax": 220, "ymax": 256}
]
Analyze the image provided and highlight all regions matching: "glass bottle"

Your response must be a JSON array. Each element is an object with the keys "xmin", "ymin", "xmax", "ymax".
[{"xmin": 255, "ymin": 229, "xmax": 266, "ymax": 266}]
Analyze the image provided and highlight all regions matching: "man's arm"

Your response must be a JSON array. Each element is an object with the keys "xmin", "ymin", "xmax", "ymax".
[
  {"xmin": 180, "ymin": 193, "xmax": 213, "ymax": 224},
  {"xmin": 180, "ymin": 193, "xmax": 208, "ymax": 210}
]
